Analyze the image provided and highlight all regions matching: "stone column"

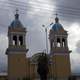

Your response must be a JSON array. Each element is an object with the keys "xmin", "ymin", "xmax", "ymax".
[
  {"xmin": 65, "ymin": 38, "xmax": 68, "ymax": 47},
  {"xmin": 60, "ymin": 37, "xmax": 63, "ymax": 47},
  {"xmin": 54, "ymin": 37, "xmax": 57, "ymax": 48},
  {"xmin": 10, "ymin": 35, "xmax": 13, "ymax": 46},
  {"xmin": 23, "ymin": 35, "xmax": 25, "ymax": 46},
  {"xmin": 17, "ymin": 35, "xmax": 19, "ymax": 46}
]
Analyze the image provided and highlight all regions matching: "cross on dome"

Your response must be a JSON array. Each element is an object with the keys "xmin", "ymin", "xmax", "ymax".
[
  {"xmin": 15, "ymin": 9, "xmax": 19, "ymax": 20},
  {"xmin": 16, "ymin": 9, "xmax": 19, "ymax": 14},
  {"xmin": 55, "ymin": 13, "xmax": 59, "ymax": 23},
  {"xmin": 56, "ymin": 13, "xmax": 58, "ymax": 17}
]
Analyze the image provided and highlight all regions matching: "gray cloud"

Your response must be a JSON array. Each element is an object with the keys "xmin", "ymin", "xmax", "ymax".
[
  {"xmin": 76, "ymin": 40, "xmax": 80, "ymax": 53},
  {"xmin": 55, "ymin": 0, "xmax": 80, "ymax": 23}
]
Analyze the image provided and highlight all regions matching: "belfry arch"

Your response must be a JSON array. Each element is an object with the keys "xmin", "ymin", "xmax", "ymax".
[
  {"xmin": 13, "ymin": 35, "xmax": 17, "ymax": 45},
  {"xmin": 19, "ymin": 36, "xmax": 23, "ymax": 46},
  {"xmin": 57, "ymin": 38, "xmax": 61, "ymax": 47}
]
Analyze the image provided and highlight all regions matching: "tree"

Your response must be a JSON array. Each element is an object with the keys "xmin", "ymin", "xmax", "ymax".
[{"xmin": 37, "ymin": 53, "xmax": 49, "ymax": 80}]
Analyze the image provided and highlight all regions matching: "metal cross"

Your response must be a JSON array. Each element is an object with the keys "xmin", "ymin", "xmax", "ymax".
[
  {"xmin": 16, "ymin": 9, "xmax": 19, "ymax": 14},
  {"xmin": 56, "ymin": 13, "xmax": 58, "ymax": 17}
]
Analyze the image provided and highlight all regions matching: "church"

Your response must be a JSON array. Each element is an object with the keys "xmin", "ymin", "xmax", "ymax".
[{"xmin": 0, "ymin": 11, "xmax": 72, "ymax": 80}]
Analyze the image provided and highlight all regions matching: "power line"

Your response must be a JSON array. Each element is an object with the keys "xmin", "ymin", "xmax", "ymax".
[
  {"xmin": 0, "ymin": 0, "xmax": 54, "ymax": 11},
  {"xmin": 9, "ymin": 0, "xmax": 80, "ymax": 12},
  {"xmin": 5, "ymin": 1, "xmax": 80, "ymax": 16},
  {"xmin": 6, "ymin": 0, "xmax": 80, "ymax": 12},
  {"xmin": 0, "ymin": 0, "xmax": 80, "ymax": 13},
  {"xmin": 0, "ymin": 0, "xmax": 80, "ymax": 22},
  {"xmin": 0, "ymin": 2, "xmax": 79, "ymax": 17}
]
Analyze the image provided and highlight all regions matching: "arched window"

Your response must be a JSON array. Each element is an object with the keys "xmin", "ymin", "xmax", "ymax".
[
  {"xmin": 57, "ymin": 38, "xmax": 60, "ymax": 47},
  {"xmin": 13, "ymin": 35, "xmax": 17, "ymax": 45},
  {"xmin": 19, "ymin": 36, "xmax": 23, "ymax": 46},
  {"xmin": 62, "ymin": 38, "xmax": 65, "ymax": 47}
]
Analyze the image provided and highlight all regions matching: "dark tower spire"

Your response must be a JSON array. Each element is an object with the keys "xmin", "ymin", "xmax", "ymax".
[{"xmin": 15, "ymin": 9, "xmax": 19, "ymax": 20}]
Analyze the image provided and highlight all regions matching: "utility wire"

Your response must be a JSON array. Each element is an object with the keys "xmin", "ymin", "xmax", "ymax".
[
  {"xmin": 4, "ymin": 0, "xmax": 80, "ymax": 12},
  {"xmin": 0, "ymin": 2, "xmax": 80, "ymax": 18},
  {"xmin": 0, "ymin": 0, "xmax": 80, "ymax": 22},
  {"xmin": 0, "ymin": 0, "xmax": 80, "ymax": 13}
]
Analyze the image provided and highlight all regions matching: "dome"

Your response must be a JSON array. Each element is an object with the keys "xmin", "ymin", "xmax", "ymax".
[
  {"xmin": 10, "ymin": 19, "xmax": 23, "ymax": 28},
  {"xmin": 52, "ymin": 23, "xmax": 64, "ymax": 31},
  {"xmin": 52, "ymin": 17, "xmax": 64, "ymax": 31},
  {"xmin": 10, "ymin": 13, "xmax": 24, "ymax": 28}
]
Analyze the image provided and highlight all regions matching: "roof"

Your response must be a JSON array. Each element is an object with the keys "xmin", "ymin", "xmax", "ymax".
[
  {"xmin": 10, "ymin": 13, "xmax": 24, "ymax": 28},
  {"xmin": 52, "ymin": 23, "xmax": 64, "ymax": 31},
  {"xmin": 51, "ymin": 17, "xmax": 64, "ymax": 31},
  {"xmin": 10, "ymin": 19, "xmax": 23, "ymax": 28}
]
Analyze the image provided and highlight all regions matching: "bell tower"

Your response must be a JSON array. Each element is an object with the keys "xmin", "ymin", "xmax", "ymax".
[
  {"xmin": 49, "ymin": 17, "xmax": 71, "ymax": 80},
  {"xmin": 6, "ymin": 11, "xmax": 28, "ymax": 80}
]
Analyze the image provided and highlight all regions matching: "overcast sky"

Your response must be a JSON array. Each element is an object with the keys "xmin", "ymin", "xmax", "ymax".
[{"xmin": 0, "ymin": 0, "xmax": 80, "ymax": 74}]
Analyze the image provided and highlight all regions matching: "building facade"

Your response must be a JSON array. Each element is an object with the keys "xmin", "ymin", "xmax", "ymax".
[{"xmin": 0, "ymin": 12, "xmax": 72, "ymax": 80}]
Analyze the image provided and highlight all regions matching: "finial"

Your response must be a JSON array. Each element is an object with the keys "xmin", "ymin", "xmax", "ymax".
[
  {"xmin": 55, "ymin": 13, "xmax": 59, "ymax": 23},
  {"xmin": 15, "ymin": 9, "xmax": 19, "ymax": 19},
  {"xmin": 56, "ymin": 13, "xmax": 58, "ymax": 17},
  {"xmin": 16, "ymin": 9, "xmax": 18, "ymax": 14}
]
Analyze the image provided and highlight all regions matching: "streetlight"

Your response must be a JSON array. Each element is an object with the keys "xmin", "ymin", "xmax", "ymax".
[
  {"xmin": 42, "ymin": 22, "xmax": 53, "ymax": 54},
  {"xmin": 42, "ymin": 22, "xmax": 55, "ymax": 80},
  {"xmin": 42, "ymin": 25, "xmax": 48, "ymax": 54}
]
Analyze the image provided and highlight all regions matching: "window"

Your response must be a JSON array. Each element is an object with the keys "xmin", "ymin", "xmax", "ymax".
[
  {"xmin": 62, "ymin": 38, "xmax": 65, "ymax": 47},
  {"xmin": 57, "ymin": 38, "xmax": 60, "ymax": 47},
  {"xmin": 19, "ymin": 36, "xmax": 23, "ymax": 46},
  {"xmin": 13, "ymin": 35, "xmax": 17, "ymax": 45}
]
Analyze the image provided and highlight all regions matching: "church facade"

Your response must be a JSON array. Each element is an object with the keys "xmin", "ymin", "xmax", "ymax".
[{"xmin": 0, "ymin": 12, "xmax": 71, "ymax": 80}]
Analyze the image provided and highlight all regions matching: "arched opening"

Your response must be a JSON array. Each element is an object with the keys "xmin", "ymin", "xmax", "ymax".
[
  {"xmin": 13, "ymin": 35, "xmax": 17, "ymax": 45},
  {"xmin": 62, "ymin": 38, "xmax": 65, "ymax": 47},
  {"xmin": 57, "ymin": 38, "xmax": 60, "ymax": 47},
  {"xmin": 19, "ymin": 36, "xmax": 23, "ymax": 46}
]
